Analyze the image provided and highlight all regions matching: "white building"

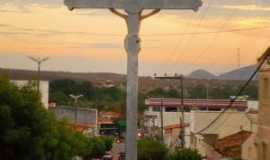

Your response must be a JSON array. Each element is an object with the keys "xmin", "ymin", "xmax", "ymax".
[{"xmin": 12, "ymin": 80, "xmax": 49, "ymax": 109}]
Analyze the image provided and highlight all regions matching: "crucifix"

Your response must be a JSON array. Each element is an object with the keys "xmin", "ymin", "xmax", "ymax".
[{"xmin": 64, "ymin": 0, "xmax": 202, "ymax": 159}]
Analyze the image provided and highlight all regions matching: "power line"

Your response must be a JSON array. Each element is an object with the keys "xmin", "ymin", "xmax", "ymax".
[
  {"xmin": 187, "ymin": 5, "xmax": 242, "ymax": 69},
  {"xmin": 194, "ymin": 47, "xmax": 270, "ymax": 135},
  {"xmin": 168, "ymin": 0, "xmax": 214, "ymax": 66},
  {"xmin": 142, "ymin": 26, "xmax": 270, "ymax": 37}
]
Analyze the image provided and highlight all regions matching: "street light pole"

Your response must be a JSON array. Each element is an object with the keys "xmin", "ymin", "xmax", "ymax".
[
  {"xmin": 154, "ymin": 74, "xmax": 185, "ymax": 148},
  {"xmin": 69, "ymin": 94, "xmax": 84, "ymax": 124},
  {"xmin": 27, "ymin": 56, "xmax": 49, "ymax": 92},
  {"xmin": 180, "ymin": 75, "xmax": 185, "ymax": 148},
  {"xmin": 160, "ymin": 98, "xmax": 164, "ymax": 141}
]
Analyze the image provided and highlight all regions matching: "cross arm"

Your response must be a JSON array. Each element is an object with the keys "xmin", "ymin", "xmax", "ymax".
[{"xmin": 64, "ymin": 0, "xmax": 202, "ymax": 11}]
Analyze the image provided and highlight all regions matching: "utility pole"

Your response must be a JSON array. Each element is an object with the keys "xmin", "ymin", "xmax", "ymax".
[
  {"xmin": 206, "ymin": 80, "xmax": 209, "ymax": 100},
  {"xmin": 155, "ymin": 74, "xmax": 185, "ymax": 148},
  {"xmin": 160, "ymin": 98, "xmax": 164, "ymax": 141},
  {"xmin": 69, "ymin": 94, "xmax": 83, "ymax": 124},
  {"xmin": 180, "ymin": 75, "xmax": 185, "ymax": 148},
  {"xmin": 27, "ymin": 56, "xmax": 49, "ymax": 92}
]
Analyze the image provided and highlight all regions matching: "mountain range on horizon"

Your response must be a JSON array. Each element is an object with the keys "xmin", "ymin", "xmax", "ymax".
[
  {"xmin": 0, "ymin": 64, "xmax": 258, "ymax": 82},
  {"xmin": 187, "ymin": 64, "xmax": 258, "ymax": 81}
]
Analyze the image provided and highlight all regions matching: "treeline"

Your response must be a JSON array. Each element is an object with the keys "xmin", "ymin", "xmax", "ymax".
[
  {"xmin": 50, "ymin": 79, "xmax": 126, "ymax": 112},
  {"xmin": 49, "ymin": 79, "xmax": 258, "ymax": 112}
]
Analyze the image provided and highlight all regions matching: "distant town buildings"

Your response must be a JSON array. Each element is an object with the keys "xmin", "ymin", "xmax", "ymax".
[
  {"xmin": 98, "ymin": 111, "xmax": 122, "ymax": 136},
  {"xmin": 144, "ymin": 97, "xmax": 258, "ymax": 159}
]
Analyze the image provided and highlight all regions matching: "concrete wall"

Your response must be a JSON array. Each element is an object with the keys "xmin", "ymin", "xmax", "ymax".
[
  {"xmin": 51, "ymin": 106, "xmax": 98, "ymax": 126},
  {"xmin": 256, "ymin": 71, "xmax": 270, "ymax": 160},
  {"xmin": 190, "ymin": 111, "xmax": 256, "ymax": 139},
  {"xmin": 11, "ymin": 80, "xmax": 49, "ymax": 109}
]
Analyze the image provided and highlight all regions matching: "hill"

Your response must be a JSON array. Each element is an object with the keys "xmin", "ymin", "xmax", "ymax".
[
  {"xmin": 218, "ymin": 65, "xmax": 257, "ymax": 81},
  {"xmin": 187, "ymin": 69, "xmax": 216, "ymax": 80}
]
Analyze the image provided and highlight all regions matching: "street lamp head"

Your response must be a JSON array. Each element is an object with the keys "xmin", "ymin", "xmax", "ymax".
[
  {"xmin": 69, "ymin": 94, "xmax": 84, "ymax": 99},
  {"xmin": 27, "ymin": 56, "xmax": 50, "ymax": 63},
  {"xmin": 41, "ymin": 57, "xmax": 50, "ymax": 62},
  {"xmin": 27, "ymin": 56, "xmax": 39, "ymax": 62}
]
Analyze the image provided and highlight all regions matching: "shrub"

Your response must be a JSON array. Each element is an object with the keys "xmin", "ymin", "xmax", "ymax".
[
  {"xmin": 100, "ymin": 136, "xmax": 114, "ymax": 151},
  {"xmin": 138, "ymin": 138, "xmax": 168, "ymax": 160},
  {"xmin": 168, "ymin": 148, "xmax": 202, "ymax": 160}
]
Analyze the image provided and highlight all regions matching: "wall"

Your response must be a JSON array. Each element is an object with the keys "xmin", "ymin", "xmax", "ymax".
[
  {"xmin": 51, "ymin": 106, "xmax": 98, "ymax": 126},
  {"xmin": 256, "ymin": 71, "xmax": 270, "ymax": 160},
  {"xmin": 190, "ymin": 111, "xmax": 256, "ymax": 138},
  {"xmin": 242, "ymin": 133, "xmax": 257, "ymax": 160}
]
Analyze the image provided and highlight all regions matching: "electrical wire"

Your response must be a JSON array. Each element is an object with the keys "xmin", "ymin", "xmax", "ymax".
[
  {"xmin": 142, "ymin": 26, "xmax": 270, "ymax": 37},
  {"xmin": 168, "ymin": 0, "xmax": 214, "ymax": 66}
]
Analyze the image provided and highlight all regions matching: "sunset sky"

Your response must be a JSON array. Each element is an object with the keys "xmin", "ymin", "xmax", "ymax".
[{"xmin": 0, "ymin": 0, "xmax": 270, "ymax": 76}]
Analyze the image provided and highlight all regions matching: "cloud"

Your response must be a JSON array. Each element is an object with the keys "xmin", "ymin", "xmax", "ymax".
[
  {"xmin": 0, "ymin": 23, "xmax": 123, "ymax": 38},
  {"xmin": 0, "ymin": 0, "xmax": 62, "ymax": 6},
  {"xmin": 72, "ymin": 42, "xmax": 122, "ymax": 49},
  {"xmin": 221, "ymin": 4, "xmax": 270, "ymax": 11}
]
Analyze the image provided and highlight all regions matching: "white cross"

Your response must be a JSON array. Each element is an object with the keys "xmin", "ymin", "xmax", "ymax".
[{"xmin": 64, "ymin": 0, "xmax": 202, "ymax": 159}]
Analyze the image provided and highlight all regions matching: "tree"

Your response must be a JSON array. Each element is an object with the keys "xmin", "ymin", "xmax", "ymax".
[
  {"xmin": 0, "ymin": 77, "xmax": 57, "ymax": 160},
  {"xmin": 0, "ymin": 77, "xmax": 108, "ymax": 160},
  {"xmin": 138, "ymin": 138, "xmax": 168, "ymax": 160}
]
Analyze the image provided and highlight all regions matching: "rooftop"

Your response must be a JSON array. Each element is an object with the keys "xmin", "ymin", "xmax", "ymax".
[{"xmin": 146, "ymin": 98, "xmax": 248, "ymax": 111}]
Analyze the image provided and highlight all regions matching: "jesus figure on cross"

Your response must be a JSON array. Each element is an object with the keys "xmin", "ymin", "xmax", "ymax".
[{"xmin": 64, "ymin": 0, "xmax": 202, "ymax": 159}]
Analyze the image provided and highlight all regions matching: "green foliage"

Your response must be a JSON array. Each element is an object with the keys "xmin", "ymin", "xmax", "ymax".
[
  {"xmin": 0, "ymin": 77, "xmax": 108, "ymax": 160},
  {"xmin": 88, "ymin": 137, "xmax": 106, "ymax": 159},
  {"xmin": 50, "ymin": 79, "xmax": 126, "ymax": 112},
  {"xmin": 99, "ymin": 136, "xmax": 114, "ymax": 151},
  {"xmin": 138, "ymin": 138, "xmax": 168, "ymax": 160},
  {"xmin": 168, "ymin": 148, "xmax": 202, "ymax": 160},
  {"xmin": 147, "ymin": 87, "xmax": 179, "ymax": 98}
]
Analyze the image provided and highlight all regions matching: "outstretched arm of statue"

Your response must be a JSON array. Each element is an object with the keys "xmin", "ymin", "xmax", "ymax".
[
  {"xmin": 109, "ymin": 8, "xmax": 128, "ymax": 20},
  {"xmin": 140, "ymin": 9, "xmax": 161, "ymax": 20}
]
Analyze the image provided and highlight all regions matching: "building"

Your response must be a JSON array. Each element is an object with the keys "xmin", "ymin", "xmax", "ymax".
[
  {"xmin": 144, "ymin": 98, "xmax": 249, "ymax": 148},
  {"xmin": 190, "ymin": 111, "xmax": 257, "ymax": 158},
  {"xmin": 256, "ymin": 47, "xmax": 270, "ymax": 160},
  {"xmin": 12, "ymin": 80, "xmax": 49, "ymax": 109},
  {"xmin": 98, "ymin": 112, "xmax": 122, "ymax": 136}
]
